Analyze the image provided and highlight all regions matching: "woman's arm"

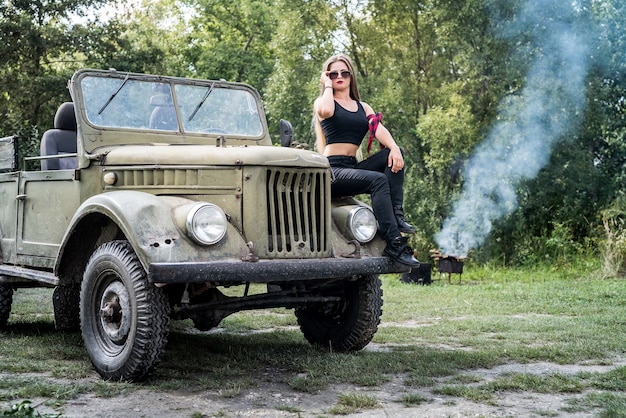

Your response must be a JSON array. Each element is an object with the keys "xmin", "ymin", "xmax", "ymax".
[
  {"xmin": 315, "ymin": 71, "xmax": 335, "ymax": 120},
  {"xmin": 362, "ymin": 102, "xmax": 405, "ymax": 173}
]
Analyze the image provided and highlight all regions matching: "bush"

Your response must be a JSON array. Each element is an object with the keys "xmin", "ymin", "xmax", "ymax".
[{"xmin": 601, "ymin": 207, "xmax": 626, "ymax": 278}]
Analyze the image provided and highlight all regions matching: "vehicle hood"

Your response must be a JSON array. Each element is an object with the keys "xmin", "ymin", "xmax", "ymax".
[{"xmin": 99, "ymin": 145, "xmax": 330, "ymax": 168}]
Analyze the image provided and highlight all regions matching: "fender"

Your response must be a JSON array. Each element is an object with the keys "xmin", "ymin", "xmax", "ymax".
[{"xmin": 55, "ymin": 190, "xmax": 249, "ymax": 274}]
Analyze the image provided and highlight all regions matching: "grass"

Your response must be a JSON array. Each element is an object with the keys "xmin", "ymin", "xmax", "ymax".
[
  {"xmin": 327, "ymin": 393, "xmax": 379, "ymax": 415},
  {"xmin": 1, "ymin": 260, "xmax": 625, "ymax": 416}
]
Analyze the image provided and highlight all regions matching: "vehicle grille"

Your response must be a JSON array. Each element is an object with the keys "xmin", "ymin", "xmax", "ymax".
[
  {"xmin": 266, "ymin": 168, "xmax": 329, "ymax": 257},
  {"xmin": 102, "ymin": 167, "xmax": 240, "ymax": 192}
]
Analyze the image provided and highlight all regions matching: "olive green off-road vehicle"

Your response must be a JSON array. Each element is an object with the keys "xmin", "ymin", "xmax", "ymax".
[{"xmin": 0, "ymin": 69, "xmax": 407, "ymax": 381}]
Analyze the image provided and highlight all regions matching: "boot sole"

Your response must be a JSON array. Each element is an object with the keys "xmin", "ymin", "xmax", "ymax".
[{"xmin": 383, "ymin": 251, "xmax": 421, "ymax": 268}]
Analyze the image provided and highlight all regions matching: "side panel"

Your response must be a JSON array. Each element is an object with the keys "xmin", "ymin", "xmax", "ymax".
[
  {"xmin": 0, "ymin": 136, "xmax": 18, "ymax": 172},
  {"xmin": 17, "ymin": 170, "xmax": 81, "ymax": 267},
  {"xmin": 60, "ymin": 191, "xmax": 251, "ymax": 274},
  {"xmin": 0, "ymin": 172, "xmax": 19, "ymax": 263}
]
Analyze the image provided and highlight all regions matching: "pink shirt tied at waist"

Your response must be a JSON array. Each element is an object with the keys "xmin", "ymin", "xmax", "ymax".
[{"xmin": 366, "ymin": 112, "xmax": 385, "ymax": 157}]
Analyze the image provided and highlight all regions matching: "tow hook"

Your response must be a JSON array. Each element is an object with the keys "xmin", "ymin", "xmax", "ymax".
[{"xmin": 241, "ymin": 241, "xmax": 259, "ymax": 262}]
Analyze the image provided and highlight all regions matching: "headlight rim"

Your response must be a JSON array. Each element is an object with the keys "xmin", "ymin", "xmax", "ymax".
[
  {"xmin": 185, "ymin": 203, "xmax": 228, "ymax": 246},
  {"xmin": 347, "ymin": 206, "xmax": 377, "ymax": 243}
]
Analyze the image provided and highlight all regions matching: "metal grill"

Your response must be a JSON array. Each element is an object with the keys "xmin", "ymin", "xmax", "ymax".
[
  {"xmin": 102, "ymin": 167, "xmax": 239, "ymax": 192},
  {"xmin": 266, "ymin": 168, "xmax": 329, "ymax": 257},
  {"xmin": 118, "ymin": 168, "xmax": 196, "ymax": 187}
]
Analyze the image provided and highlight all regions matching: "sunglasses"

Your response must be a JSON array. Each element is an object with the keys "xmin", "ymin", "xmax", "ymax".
[{"xmin": 329, "ymin": 70, "xmax": 351, "ymax": 80}]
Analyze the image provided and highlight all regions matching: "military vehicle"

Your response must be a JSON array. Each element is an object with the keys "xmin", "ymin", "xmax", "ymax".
[{"xmin": 0, "ymin": 69, "xmax": 407, "ymax": 381}]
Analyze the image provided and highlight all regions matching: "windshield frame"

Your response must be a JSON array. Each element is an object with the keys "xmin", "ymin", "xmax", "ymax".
[{"xmin": 70, "ymin": 69, "xmax": 269, "ymax": 153}]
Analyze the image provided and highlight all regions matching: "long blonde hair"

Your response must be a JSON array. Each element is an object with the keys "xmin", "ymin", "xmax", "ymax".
[{"xmin": 314, "ymin": 54, "xmax": 362, "ymax": 153}]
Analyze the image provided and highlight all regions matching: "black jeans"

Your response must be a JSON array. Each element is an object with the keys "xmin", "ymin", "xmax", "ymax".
[{"xmin": 328, "ymin": 148, "xmax": 405, "ymax": 243}]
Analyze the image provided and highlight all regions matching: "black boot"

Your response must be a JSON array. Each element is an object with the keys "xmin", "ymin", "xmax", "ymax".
[
  {"xmin": 394, "ymin": 206, "xmax": 415, "ymax": 234},
  {"xmin": 384, "ymin": 236, "xmax": 420, "ymax": 267}
]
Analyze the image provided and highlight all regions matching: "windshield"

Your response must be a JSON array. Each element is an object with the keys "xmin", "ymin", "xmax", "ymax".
[{"xmin": 80, "ymin": 74, "xmax": 264, "ymax": 137}]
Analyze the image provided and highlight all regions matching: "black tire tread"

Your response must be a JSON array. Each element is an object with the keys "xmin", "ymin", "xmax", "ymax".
[
  {"xmin": 80, "ymin": 240, "xmax": 169, "ymax": 381},
  {"xmin": 0, "ymin": 284, "xmax": 13, "ymax": 329},
  {"xmin": 295, "ymin": 275, "xmax": 383, "ymax": 352}
]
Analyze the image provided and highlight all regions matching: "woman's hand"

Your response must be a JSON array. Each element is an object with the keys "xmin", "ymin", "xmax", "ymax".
[
  {"xmin": 315, "ymin": 71, "xmax": 335, "ymax": 120},
  {"xmin": 320, "ymin": 71, "xmax": 332, "ymax": 87},
  {"xmin": 388, "ymin": 146, "xmax": 404, "ymax": 174}
]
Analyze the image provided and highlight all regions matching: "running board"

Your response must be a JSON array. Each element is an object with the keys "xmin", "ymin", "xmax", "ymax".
[{"xmin": 0, "ymin": 265, "xmax": 59, "ymax": 286}]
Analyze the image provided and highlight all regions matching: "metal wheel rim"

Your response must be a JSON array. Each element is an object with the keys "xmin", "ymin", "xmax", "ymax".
[{"xmin": 98, "ymin": 279, "xmax": 132, "ymax": 346}]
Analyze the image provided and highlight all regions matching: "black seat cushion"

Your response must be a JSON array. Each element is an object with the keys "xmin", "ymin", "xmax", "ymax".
[{"xmin": 41, "ymin": 103, "xmax": 77, "ymax": 170}]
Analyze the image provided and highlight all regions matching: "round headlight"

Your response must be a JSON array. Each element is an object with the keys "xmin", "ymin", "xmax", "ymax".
[
  {"xmin": 186, "ymin": 203, "xmax": 227, "ymax": 245},
  {"xmin": 348, "ymin": 206, "xmax": 377, "ymax": 243}
]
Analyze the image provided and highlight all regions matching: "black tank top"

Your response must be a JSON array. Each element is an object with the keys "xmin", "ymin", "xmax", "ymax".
[{"xmin": 320, "ymin": 101, "xmax": 368, "ymax": 146}]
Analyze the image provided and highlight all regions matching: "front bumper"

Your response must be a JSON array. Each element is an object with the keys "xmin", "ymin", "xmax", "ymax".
[{"xmin": 149, "ymin": 256, "xmax": 409, "ymax": 284}]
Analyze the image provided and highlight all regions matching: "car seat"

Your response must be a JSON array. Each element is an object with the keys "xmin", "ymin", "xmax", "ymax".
[{"xmin": 40, "ymin": 102, "xmax": 78, "ymax": 170}]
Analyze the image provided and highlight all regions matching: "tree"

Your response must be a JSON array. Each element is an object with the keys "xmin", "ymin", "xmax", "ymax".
[
  {"xmin": 178, "ymin": 0, "xmax": 276, "ymax": 86},
  {"xmin": 263, "ymin": 0, "xmax": 339, "ymax": 144},
  {"xmin": 0, "ymin": 0, "xmax": 111, "ymax": 159},
  {"xmin": 4, "ymin": 0, "xmax": 626, "ymax": 265},
  {"xmin": 357, "ymin": 0, "xmax": 509, "ymax": 254}
]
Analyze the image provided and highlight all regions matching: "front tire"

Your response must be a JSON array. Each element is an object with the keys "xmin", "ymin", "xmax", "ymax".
[
  {"xmin": 0, "ymin": 284, "xmax": 13, "ymax": 329},
  {"xmin": 80, "ymin": 241, "xmax": 169, "ymax": 381},
  {"xmin": 295, "ymin": 275, "xmax": 383, "ymax": 352}
]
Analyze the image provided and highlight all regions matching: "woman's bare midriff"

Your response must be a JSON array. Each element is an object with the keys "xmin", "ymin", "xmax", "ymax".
[{"xmin": 323, "ymin": 143, "xmax": 360, "ymax": 157}]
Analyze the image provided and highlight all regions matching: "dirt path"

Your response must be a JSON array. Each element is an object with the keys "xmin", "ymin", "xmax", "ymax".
[{"xmin": 27, "ymin": 355, "xmax": 622, "ymax": 417}]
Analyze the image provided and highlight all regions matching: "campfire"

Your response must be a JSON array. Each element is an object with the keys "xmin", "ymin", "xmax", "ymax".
[{"xmin": 429, "ymin": 250, "xmax": 466, "ymax": 282}]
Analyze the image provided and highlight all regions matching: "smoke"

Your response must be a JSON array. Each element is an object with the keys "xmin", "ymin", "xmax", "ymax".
[{"xmin": 435, "ymin": 0, "xmax": 591, "ymax": 257}]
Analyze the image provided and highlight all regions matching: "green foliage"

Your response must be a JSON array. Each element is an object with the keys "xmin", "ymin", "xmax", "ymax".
[
  {"xmin": 1, "ymin": 400, "xmax": 60, "ymax": 418},
  {"xmin": 408, "ymin": 90, "xmax": 480, "ymax": 253},
  {"xmin": 262, "ymin": 0, "xmax": 338, "ymax": 144},
  {"xmin": 179, "ymin": 0, "xmax": 277, "ymax": 85},
  {"xmin": 2, "ymin": 400, "xmax": 36, "ymax": 417},
  {"xmin": 0, "ymin": 0, "xmax": 112, "ymax": 159},
  {"xmin": 2, "ymin": 0, "xmax": 626, "ymax": 264},
  {"xmin": 328, "ymin": 393, "xmax": 379, "ymax": 415},
  {"xmin": 600, "ymin": 194, "xmax": 626, "ymax": 278}
]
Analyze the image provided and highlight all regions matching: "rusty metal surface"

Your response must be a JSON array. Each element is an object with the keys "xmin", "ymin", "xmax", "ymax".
[
  {"xmin": 0, "ymin": 136, "xmax": 18, "ymax": 172},
  {"xmin": 0, "ymin": 264, "xmax": 58, "ymax": 286},
  {"xmin": 437, "ymin": 257, "xmax": 464, "ymax": 274},
  {"xmin": 429, "ymin": 250, "xmax": 465, "ymax": 277},
  {"xmin": 149, "ymin": 256, "xmax": 409, "ymax": 284}
]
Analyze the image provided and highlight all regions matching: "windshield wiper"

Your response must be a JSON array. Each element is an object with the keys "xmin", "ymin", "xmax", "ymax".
[
  {"xmin": 98, "ymin": 72, "xmax": 130, "ymax": 115},
  {"xmin": 188, "ymin": 82, "xmax": 215, "ymax": 122}
]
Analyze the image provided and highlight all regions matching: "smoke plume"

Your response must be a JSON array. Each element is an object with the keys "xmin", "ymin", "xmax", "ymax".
[{"xmin": 435, "ymin": 1, "xmax": 591, "ymax": 257}]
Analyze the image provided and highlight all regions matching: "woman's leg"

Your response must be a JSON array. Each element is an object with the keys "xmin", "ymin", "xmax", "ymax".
[
  {"xmin": 356, "ymin": 149, "xmax": 403, "ymax": 205},
  {"xmin": 331, "ymin": 167, "xmax": 400, "ymax": 242},
  {"xmin": 331, "ymin": 166, "xmax": 419, "ymax": 267},
  {"xmin": 356, "ymin": 149, "xmax": 415, "ymax": 233}
]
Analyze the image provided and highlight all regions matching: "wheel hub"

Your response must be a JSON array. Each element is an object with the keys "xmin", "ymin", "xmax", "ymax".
[
  {"xmin": 99, "ymin": 281, "xmax": 131, "ymax": 344},
  {"xmin": 101, "ymin": 297, "xmax": 122, "ymax": 322}
]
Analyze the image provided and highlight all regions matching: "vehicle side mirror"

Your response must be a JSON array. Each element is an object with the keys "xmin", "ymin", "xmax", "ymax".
[
  {"xmin": 0, "ymin": 136, "xmax": 18, "ymax": 172},
  {"xmin": 279, "ymin": 119, "xmax": 293, "ymax": 147}
]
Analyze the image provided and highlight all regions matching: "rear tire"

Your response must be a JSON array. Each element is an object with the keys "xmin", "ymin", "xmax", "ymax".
[
  {"xmin": 0, "ymin": 284, "xmax": 13, "ymax": 329},
  {"xmin": 295, "ymin": 275, "xmax": 383, "ymax": 352},
  {"xmin": 80, "ymin": 241, "xmax": 169, "ymax": 381}
]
